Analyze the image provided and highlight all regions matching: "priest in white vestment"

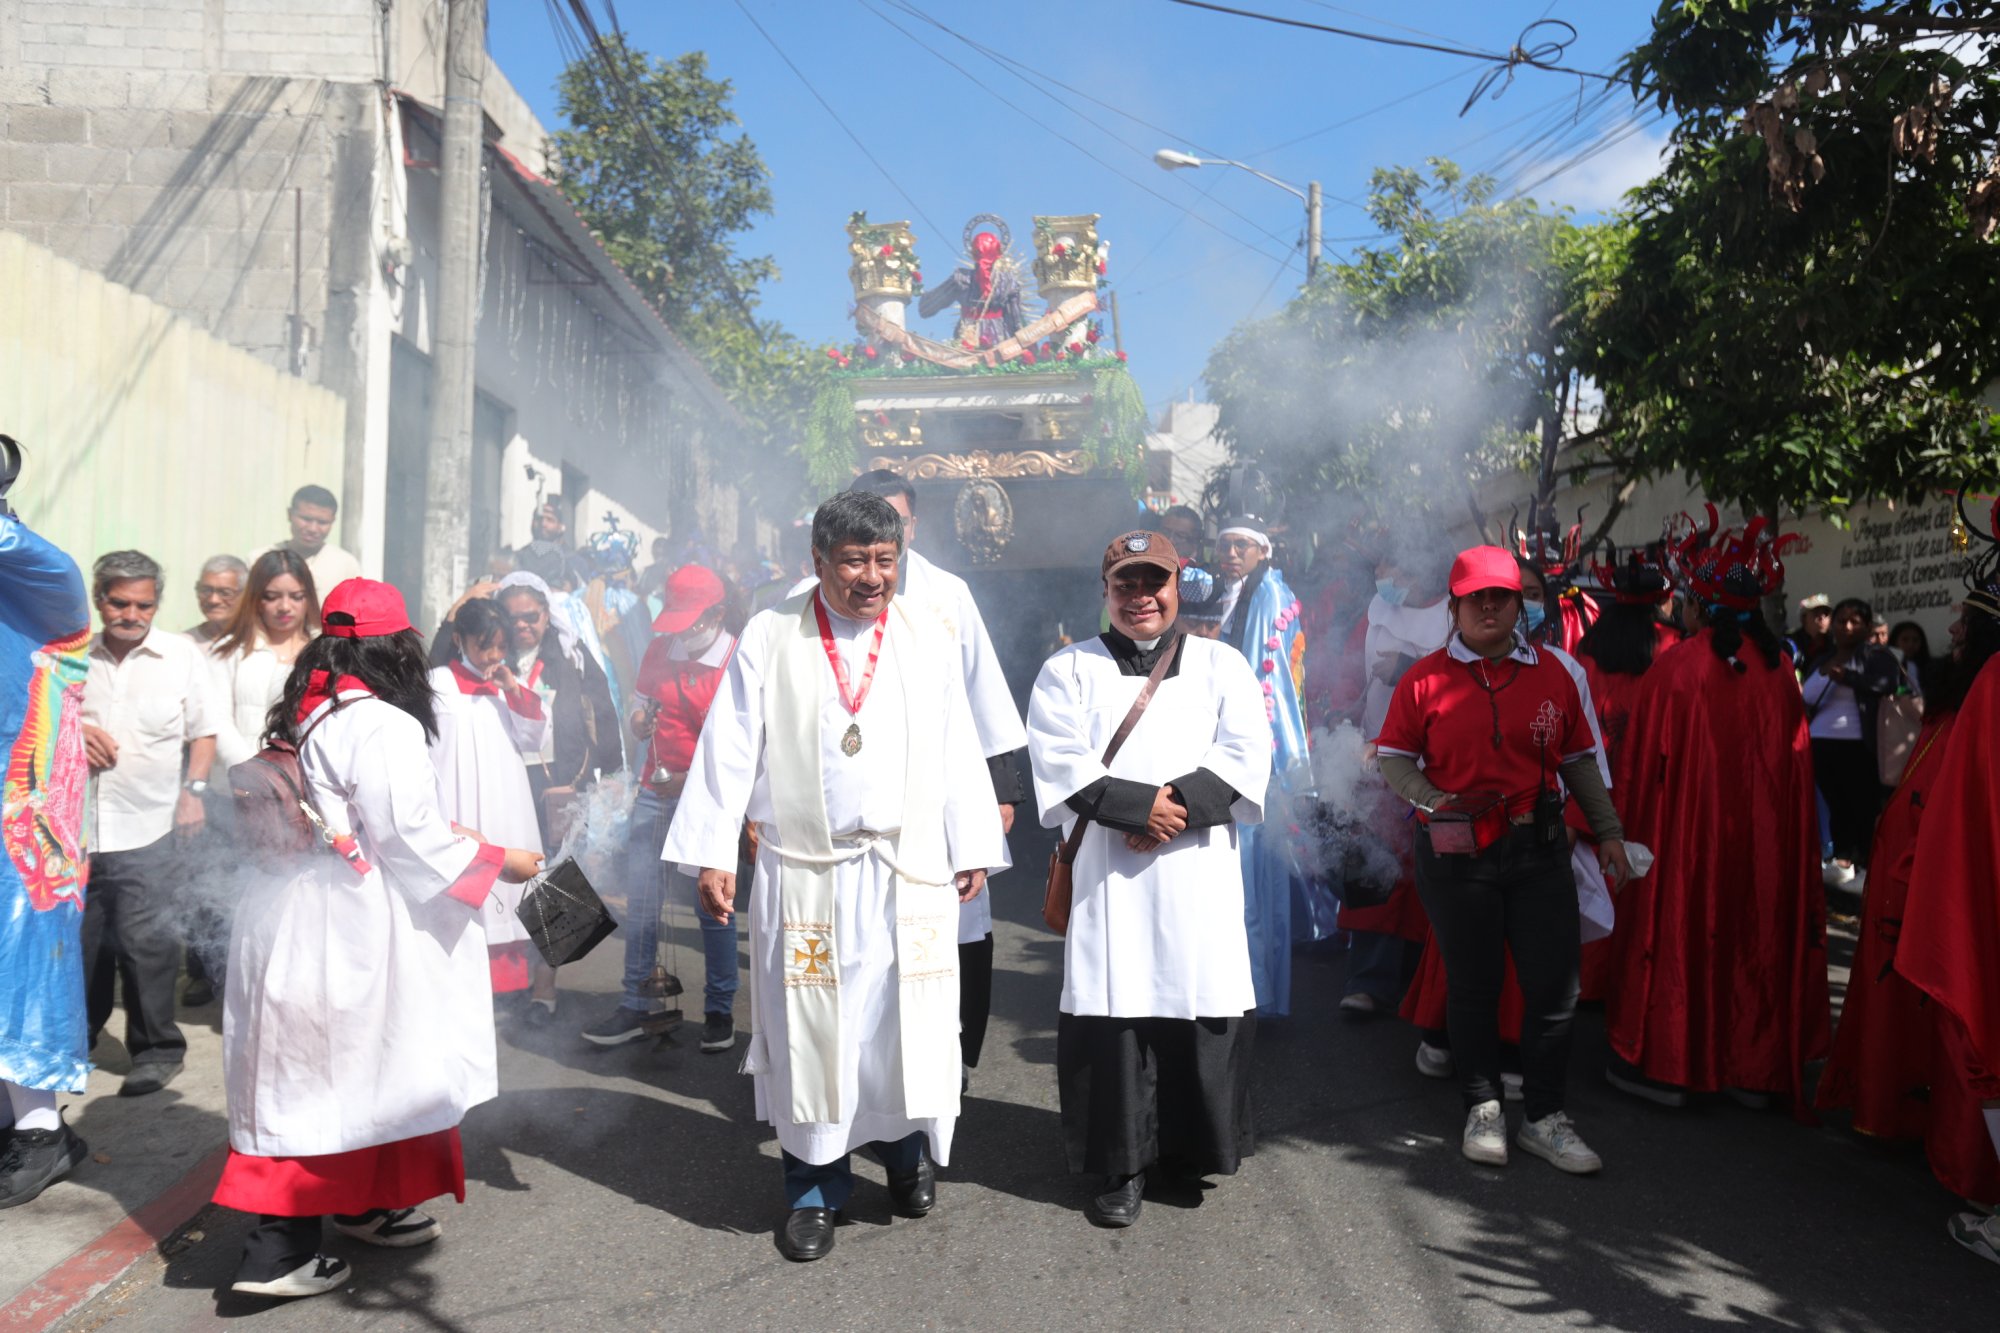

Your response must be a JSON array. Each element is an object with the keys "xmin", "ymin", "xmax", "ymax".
[
  {"xmin": 843, "ymin": 470, "xmax": 1028, "ymax": 1084},
  {"xmin": 665, "ymin": 492, "xmax": 1007, "ymax": 1263},
  {"xmin": 1028, "ymin": 531, "xmax": 1271, "ymax": 1229}
]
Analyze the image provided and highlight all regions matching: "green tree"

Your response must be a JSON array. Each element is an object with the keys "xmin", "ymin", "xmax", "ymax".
[
  {"xmin": 548, "ymin": 38, "xmax": 824, "ymax": 512},
  {"xmin": 1206, "ymin": 160, "xmax": 1623, "ymax": 541},
  {"xmin": 1582, "ymin": 0, "xmax": 2000, "ymax": 515}
]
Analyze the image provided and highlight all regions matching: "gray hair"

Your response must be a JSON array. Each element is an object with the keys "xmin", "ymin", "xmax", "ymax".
[
  {"xmin": 812, "ymin": 491, "xmax": 903, "ymax": 557},
  {"xmin": 92, "ymin": 549, "xmax": 163, "ymax": 599},
  {"xmin": 198, "ymin": 553, "xmax": 249, "ymax": 583}
]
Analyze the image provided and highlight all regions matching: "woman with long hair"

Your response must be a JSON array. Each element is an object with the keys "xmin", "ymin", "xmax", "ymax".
[
  {"xmin": 1799, "ymin": 596, "xmax": 1905, "ymax": 882},
  {"xmin": 1604, "ymin": 516, "xmax": 1829, "ymax": 1113},
  {"xmin": 427, "ymin": 597, "xmax": 548, "ymax": 1001},
  {"xmin": 208, "ymin": 549, "xmax": 319, "ymax": 768},
  {"xmin": 213, "ymin": 580, "xmax": 542, "ymax": 1299}
]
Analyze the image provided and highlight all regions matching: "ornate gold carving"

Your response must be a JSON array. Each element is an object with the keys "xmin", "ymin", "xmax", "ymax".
[
  {"xmin": 859, "ymin": 409, "xmax": 923, "ymax": 451},
  {"xmin": 846, "ymin": 213, "xmax": 919, "ymax": 300},
  {"xmin": 1033, "ymin": 214, "xmax": 1102, "ymax": 298},
  {"xmin": 954, "ymin": 479, "xmax": 1013, "ymax": 565},
  {"xmin": 866, "ymin": 449, "xmax": 1087, "ymax": 480}
]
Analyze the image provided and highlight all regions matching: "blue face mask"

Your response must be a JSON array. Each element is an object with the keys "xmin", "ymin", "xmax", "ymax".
[
  {"xmin": 1522, "ymin": 601, "xmax": 1547, "ymax": 632},
  {"xmin": 1375, "ymin": 578, "xmax": 1407, "ymax": 607}
]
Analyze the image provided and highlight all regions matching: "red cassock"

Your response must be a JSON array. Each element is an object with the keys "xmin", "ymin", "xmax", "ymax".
[
  {"xmin": 1605, "ymin": 629, "xmax": 1830, "ymax": 1113},
  {"xmin": 1816, "ymin": 708, "xmax": 2000, "ymax": 1202},
  {"xmin": 1896, "ymin": 657, "xmax": 2000, "ymax": 1202}
]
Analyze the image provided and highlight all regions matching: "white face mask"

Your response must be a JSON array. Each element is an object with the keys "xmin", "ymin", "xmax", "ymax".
[{"xmin": 680, "ymin": 624, "xmax": 721, "ymax": 654}]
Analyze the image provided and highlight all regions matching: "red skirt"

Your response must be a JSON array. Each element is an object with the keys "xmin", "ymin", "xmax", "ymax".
[
  {"xmin": 212, "ymin": 1128, "xmax": 465, "ymax": 1217},
  {"xmin": 489, "ymin": 941, "xmax": 534, "ymax": 993}
]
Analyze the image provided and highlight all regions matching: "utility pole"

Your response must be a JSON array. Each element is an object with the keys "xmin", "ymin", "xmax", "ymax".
[
  {"xmin": 1306, "ymin": 180, "xmax": 1322, "ymax": 282},
  {"xmin": 421, "ymin": 0, "xmax": 487, "ymax": 631}
]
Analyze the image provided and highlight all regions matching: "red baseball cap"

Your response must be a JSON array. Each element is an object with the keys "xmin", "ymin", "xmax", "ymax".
[
  {"xmin": 320, "ymin": 578, "xmax": 414, "ymax": 638},
  {"xmin": 654, "ymin": 564, "xmax": 726, "ymax": 633},
  {"xmin": 1448, "ymin": 545, "xmax": 1523, "ymax": 598}
]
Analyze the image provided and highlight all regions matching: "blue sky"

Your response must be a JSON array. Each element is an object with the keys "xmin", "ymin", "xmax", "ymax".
[{"xmin": 486, "ymin": 1, "xmax": 1668, "ymax": 419}]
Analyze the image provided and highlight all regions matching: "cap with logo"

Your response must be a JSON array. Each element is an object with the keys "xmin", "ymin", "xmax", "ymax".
[{"xmin": 1102, "ymin": 531, "xmax": 1181, "ymax": 580}]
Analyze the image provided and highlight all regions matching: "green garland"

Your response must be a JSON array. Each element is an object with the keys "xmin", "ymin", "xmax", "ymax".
[
  {"xmin": 1085, "ymin": 363, "xmax": 1149, "ymax": 490},
  {"xmin": 802, "ymin": 377, "xmax": 861, "ymax": 498}
]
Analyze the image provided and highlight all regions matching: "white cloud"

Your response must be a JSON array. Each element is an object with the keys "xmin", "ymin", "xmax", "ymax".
[{"xmin": 1533, "ymin": 121, "xmax": 1673, "ymax": 213}]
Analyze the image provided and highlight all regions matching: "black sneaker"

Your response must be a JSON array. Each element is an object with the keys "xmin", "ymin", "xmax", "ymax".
[
  {"xmin": 182, "ymin": 979, "xmax": 215, "ymax": 1008},
  {"xmin": 0, "ymin": 1120, "xmax": 89, "ymax": 1209},
  {"xmin": 699, "ymin": 1012, "xmax": 735, "ymax": 1053},
  {"xmin": 581, "ymin": 1005, "xmax": 657, "ymax": 1047}
]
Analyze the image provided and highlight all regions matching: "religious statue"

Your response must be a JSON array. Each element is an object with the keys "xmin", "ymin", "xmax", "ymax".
[{"xmin": 917, "ymin": 215, "xmax": 1027, "ymax": 351}]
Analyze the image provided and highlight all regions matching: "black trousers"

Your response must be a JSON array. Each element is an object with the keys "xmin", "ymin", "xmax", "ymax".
[
  {"xmin": 83, "ymin": 836, "xmax": 187, "ymax": 1067},
  {"xmin": 1056, "ymin": 1012, "xmax": 1256, "ymax": 1178},
  {"xmin": 1412, "ymin": 825, "xmax": 1578, "ymax": 1121},
  {"xmin": 238, "ymin": 1215, "xmax": 325, "ymax": 1282},
  {"xmin": 1811, "ymin": 738, "xmax": 1880, "ymax": 866},
  {"xmin": 958, "ymin": 934, "xmax": 994, "ymax": 1068}
]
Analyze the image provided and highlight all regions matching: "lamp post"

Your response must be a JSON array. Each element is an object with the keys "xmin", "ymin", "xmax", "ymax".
[{"xmin": 1154, "ymin": 148, "xmax": 1322, "ymax": 281}]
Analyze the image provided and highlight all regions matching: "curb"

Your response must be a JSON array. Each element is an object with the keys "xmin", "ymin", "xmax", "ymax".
[{"xmin": 0, "ymin": 1144, "xmax": 229, "ymax": 1332}]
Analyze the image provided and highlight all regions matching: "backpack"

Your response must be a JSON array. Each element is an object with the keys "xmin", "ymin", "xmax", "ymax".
[{"xmin": 228, "ymin": 712, "xmax": 368, "ymax": 873}]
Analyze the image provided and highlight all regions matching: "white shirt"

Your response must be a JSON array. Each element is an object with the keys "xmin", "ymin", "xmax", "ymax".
[
  {"xmin": 83, "ymin": 627, "xmax": 220, "ymax": 853},
  {"xmin": 204, "ymin": 639, "xmax": 298, "ymax": 770},
  {"xmin": 1804, "ymin": 668, "xmax": 1863, "ymax": 740},
  {"xmin": 1361, "ymin": 594, "xmax": 1450, "ymax": 737},
  {"xmin": 263, "ymin": 540, "xmax": 362, "ymax": 595}
]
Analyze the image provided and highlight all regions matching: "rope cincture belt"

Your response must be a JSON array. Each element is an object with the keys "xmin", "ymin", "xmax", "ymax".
[{"xmin": 757, "ymin": 827, "xmax": 954, "ymax": 887}]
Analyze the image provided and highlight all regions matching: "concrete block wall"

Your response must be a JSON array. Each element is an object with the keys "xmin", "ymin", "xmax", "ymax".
[{"xmin": 4, "ymin": 1, "xmax": 380, "ymax": 81}]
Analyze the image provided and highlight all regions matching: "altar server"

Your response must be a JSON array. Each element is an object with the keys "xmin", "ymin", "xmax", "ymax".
[
  {"xmin": 1029, "ymin": 531, "xmax": 1271, "ymax": 1228},
  {"xmin": 846, "ymin": 471, "xmax": 1028, "ymax": 1084},
  {"xmin": 214, "ymin": 580, "xmax": 541, "ymax": 1299},
  {"xmin": 664, "ymin": 492, "xmax": 1006, "ymax": 1264},
  {"xmin": 427, "ymin": 597, "xmax": 549, "ymax": 996}
]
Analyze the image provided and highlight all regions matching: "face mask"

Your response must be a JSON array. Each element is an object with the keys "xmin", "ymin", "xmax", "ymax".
[
  {"xmin": 1375, "ymin": 578, "xmax": 1407, "ymax": 608},
  {"xmin": 681, "ymin": 624, "xmax": 721, "ymax": 654},
  {"xmin": 459, "ymin": 651, "xmax": 493, "ymax": 679},
  {"xmin": 1523, "ymin": 601, "xmax": 1547, "ymax": 632}
]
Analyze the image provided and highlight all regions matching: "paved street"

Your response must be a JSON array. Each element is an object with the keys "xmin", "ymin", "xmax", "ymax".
[{"xmin": 26, "ymin": 851, "xmax": 1994, "ymax": 1333}]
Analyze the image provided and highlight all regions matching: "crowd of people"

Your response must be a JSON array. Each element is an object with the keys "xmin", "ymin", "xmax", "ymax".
[{"xmin": 2, "ymin": 475, "xmax": 1997, "ymax": 1297}]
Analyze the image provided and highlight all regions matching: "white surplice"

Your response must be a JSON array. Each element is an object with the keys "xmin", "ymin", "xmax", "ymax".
[
  {"xmin": 426, "ymin": 666, "xmax": 548, "ymax": 950},
  {"xmin": 663, "ymin": 588, "xmax": 1007, "ymax": 1166},
  {"xmin": 1028, "ymin": 635, "xmax": 1272, "ymax": 1019},
  {"xmin": 1361, "ymin": 594, "xmax": 1449, "ymax": 738},
  {"xmin": 794, "ymin": 548, "xmax": 1026, "ymax": 944},
  {"xmin": 224, "ymin": 694, "xmax": 499, "ymax": 1156}
]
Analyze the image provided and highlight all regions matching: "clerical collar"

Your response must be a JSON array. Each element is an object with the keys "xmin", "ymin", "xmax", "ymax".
[{"xmin": 1101, "ymin": 627, "xmax": 1183, "ymax": 678}]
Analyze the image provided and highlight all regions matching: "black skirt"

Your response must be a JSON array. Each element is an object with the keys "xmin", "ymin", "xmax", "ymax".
[{"xmin": 1056, "ymin": 1012, "xmax": 1256, "ymax": 1178}]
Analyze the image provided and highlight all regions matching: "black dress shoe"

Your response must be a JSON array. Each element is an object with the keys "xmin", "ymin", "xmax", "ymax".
[
  {"xmin": 119, "ymin": 1063, "xmax": 182, "ymax": 1097},
  {"xmin": 886, "ymin": 1151, "xmax": 936, "ymax": 1218},
  {"xmin": 778, "ymin": 1207, "xmax": 839, "ymax": 1262},
  {"xmin": 1086, "ymin": 1172, "xmax": 1143, "ymax": 1228}
]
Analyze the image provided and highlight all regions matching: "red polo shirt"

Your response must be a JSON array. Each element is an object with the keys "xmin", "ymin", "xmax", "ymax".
[
  {"xmin": 1374, "ymin": 636, "xmax": 1600, "ymax": 819},
  {"xmin": 636, "ymin": 633, "xmax": 733, "ymax": 777}
]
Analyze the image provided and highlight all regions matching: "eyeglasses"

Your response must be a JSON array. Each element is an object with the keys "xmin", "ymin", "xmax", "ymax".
[
  {"xmin": 502, "ymin": 611, "xmax": 545, "ymax": 625},
  {"xmin": 195, "ymin": 583, "xmax": 240, "ymax": 599},
  {"xmin": 1216, "ymin": 538, "xmax": 1260, "ymax": 555}
]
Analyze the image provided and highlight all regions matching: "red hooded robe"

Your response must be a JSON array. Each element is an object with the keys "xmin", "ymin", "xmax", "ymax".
[
  {"xmin": 1605, "ymin": 628, "xmax": 1830, "ymax": 1112},
  {"xmin": 1896, "ymin": 656, "xmax": 2000, "ymax": 1202}
]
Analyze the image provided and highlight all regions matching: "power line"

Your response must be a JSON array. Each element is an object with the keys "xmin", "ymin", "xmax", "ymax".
[{"xmin": 728, "ymin": 0, "xmax": 945, "ymax": 238}]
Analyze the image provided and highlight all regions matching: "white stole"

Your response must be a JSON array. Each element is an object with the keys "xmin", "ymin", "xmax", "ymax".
[{"xmin": 763, "ymin": 595, "xmax": 960, "ymax": 1124}]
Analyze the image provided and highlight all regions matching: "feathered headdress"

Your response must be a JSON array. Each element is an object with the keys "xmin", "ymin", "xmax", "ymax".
[
  {"xmin": 1665, "ymin": 505, "xmax": 1803, "ymax": 612},
  {"xmin": 1513, "ymin": 502, "xmax": 1585, "ymax": 579},
  {"xmin": 1957, "ymin": 489, "xmax": 2000, "ymax": 624},
  {"xmin": 1587, "ymin": 538, "xmax": 1675, "ymax": 606}
]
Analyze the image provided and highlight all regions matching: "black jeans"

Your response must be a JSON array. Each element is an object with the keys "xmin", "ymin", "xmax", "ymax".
[
  {"xmin": 1412, "ymin": 825, "xmax": 1579, "ymax": 1121},
  {"xmin": 1810, "ymin": 738, "xmax": 1879, "ymax": 866},
  {"xmin": 83, "ymin": 836, "xmax": 187, "ymax": 1067}
]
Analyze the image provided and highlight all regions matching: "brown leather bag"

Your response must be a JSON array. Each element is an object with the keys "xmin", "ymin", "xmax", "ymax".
[{"xmin": 1043, "ymin": 635, "xmax": 1181, "ymax": 934}]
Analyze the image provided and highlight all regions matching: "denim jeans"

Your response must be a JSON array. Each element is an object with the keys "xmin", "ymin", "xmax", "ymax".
[
  {"xmin": 781, "ymin": 1132, "xmax": 925, "ymax": 1209},
  {"xmin": 622, "ymin": 787, "xmax": 738, "ymax": 1017}
]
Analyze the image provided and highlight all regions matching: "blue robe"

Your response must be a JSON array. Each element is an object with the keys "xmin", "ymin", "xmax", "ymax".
[
  {"xmin": 0, "ymin": 515, "xmax": 91, "ymax": 1093},
  {"xmin": 1225, "ymin": 564, "xmax": 1312, "ymax": 1016}
]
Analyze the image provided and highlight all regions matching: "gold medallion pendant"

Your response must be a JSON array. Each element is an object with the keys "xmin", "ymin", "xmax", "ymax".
[{"xmin": 840, "ymin": 722, "xmax": 863, "ymax": 757}]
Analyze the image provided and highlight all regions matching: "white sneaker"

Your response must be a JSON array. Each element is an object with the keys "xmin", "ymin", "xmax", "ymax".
[
  {"xmin": 333, "ymin": 1207, "xmax": 441, "ymax": 1248},
  {"xmin": 1822, "ymin": 859, "xmax": 1856, "ymax": 887},
  {"xmin": 1501, "ymin": 1072, "xmax": 1524, "ymax": 1102},
  {"xmin": 1415, "ymin": 1041, "xmax": 1454, "ymax": 1079},
  {"xmin": 1461, "ymin": 1100, "xmax": 1508, "ymax": 1166},
  {"xmin": 1339, "ymin": 992, "xmax": 1380, "ymax": 1016},
  {"xmin": 1516, "ymin": 1111, "xmax": 1603, "ymax": 1175},
  {"xmin": 231, "ymin": 1255, "xmax": 350, "ymax": 1299},
  {"xmin": 1948, "ymin": 1211, "xmax": 2000, "ymax": 1267}
]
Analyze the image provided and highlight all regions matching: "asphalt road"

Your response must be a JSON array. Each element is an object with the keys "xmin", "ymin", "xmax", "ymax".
[{"xmin": 58, "ymin": 857, "xmax": 1993, "ymax": 1333}]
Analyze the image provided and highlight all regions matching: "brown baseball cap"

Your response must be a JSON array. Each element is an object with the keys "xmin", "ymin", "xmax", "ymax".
[{"xmin": 1102, "ymin": 530, "xmax": 1181, "ymax": 579}]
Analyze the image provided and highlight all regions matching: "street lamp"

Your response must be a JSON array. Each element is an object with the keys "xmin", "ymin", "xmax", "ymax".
[{"xmin": 1153, "ymin": 148, "xmax": 1323, "ymax": 281}]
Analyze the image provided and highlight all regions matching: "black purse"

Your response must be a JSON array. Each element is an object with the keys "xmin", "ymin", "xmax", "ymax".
[{"xmin": 515, "ymin": 855, "xmax": 618, "ymax": 966}]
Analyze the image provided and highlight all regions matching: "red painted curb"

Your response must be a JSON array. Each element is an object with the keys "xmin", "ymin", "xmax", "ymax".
[{"xmin": 0, "ymin": 1143, "xmax": 229, "ymax": 1332}]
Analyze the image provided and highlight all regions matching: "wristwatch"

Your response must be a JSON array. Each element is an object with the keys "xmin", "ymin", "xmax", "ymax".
[{"xmin": 182, "ymin": 779, "xmax": 210, "ymax": 796}]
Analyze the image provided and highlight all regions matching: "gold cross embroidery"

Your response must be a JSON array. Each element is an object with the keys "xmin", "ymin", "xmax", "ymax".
[{"xmin": 793, "ymin": 938, "xmax": 831, "ymax": 977}]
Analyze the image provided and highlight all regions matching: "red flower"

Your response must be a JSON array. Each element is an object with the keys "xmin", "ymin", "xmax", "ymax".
[
  {"xmin": 826, "ymin": 347, "xmax": 840, "ymax": 360},
  {"xmin": 1086, "ymin": 326, "xmax": 1100, "ymax": 343},
  {"xmin": 880, "ymin": 244, "xmax": 894, "ymax": 256},
  {"xmin": 1068, "ymin": 341, "xmax": 1083, "ymax": 355},
  {"xmin": 875, "ymin": 412, "xmax": 890, "ymax": 425},
  {"xmin": 1097, "ymin": 259, "xmax": 1107, "ymax": 275},
  {"xmin": 1053, "ymin": 349, "xmax": 1066, "ymax": 360},
  {"xmin": 864, "ymin": 346, "xmax": 878, "ymax": 360},
  {"xmin": 1115, "ymin": 350, "xmax": 1128, "ymax": 362},
  {"xmin": 1053, "ymin": 243, "xmax": 1067, "ymax": 257},
  {"xmin": 911, "ymin": 271, "xmax": 923, "ymax": 284},
  {"xmin": 1022, "ymin": 349, "xmax": 1037, "ymax": 365},
  {"xmin": 963, "ymin": 339, "xmax": 976, "ymax": 350}
]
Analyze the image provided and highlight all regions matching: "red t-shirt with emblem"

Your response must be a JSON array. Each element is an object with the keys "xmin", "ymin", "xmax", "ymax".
[{"xmin": 1374, "ymin": 642, "xmax": 1596, "ymax": 819}]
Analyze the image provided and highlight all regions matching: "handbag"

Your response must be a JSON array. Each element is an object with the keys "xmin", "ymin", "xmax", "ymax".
[{"xmin": 1043, "ymin": 635, "xmax": 1180, "ymax": 934}]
